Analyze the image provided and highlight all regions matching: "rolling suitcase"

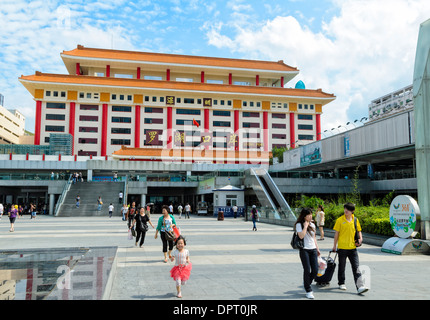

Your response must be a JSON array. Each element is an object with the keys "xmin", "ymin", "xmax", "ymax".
[{"xmin": 315, "ymin": 251, "xmax": 337, "ymax": 286}]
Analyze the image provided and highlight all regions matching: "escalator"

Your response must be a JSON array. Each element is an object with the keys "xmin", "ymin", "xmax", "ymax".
[{"xmin": 245, "ymin": 168, "xmax": 296, "ymax": 226}]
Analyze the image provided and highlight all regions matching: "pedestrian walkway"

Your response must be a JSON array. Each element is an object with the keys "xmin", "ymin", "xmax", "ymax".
[{"xmin": 1, "ymin": 214, "xmax": 429, "ymax": 300}]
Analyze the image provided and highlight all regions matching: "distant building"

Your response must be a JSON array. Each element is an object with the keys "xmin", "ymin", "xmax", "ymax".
[
  {"xmin": 0, "ymin": 100, "xmax": 26, "ymax": 144},
  {"xmin": 368, "ymin": 84, "xmax": 413, "ymax": 121},
  {"xmin": 19, "ymin": 45, "xmax": 335, "ymax": 158}
]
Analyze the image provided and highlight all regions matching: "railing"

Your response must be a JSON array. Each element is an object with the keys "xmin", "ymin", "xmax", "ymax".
[
  {"xmin": 0, "ymin": 173, "xmax": 70, "ymax": 181},
  {"xmin": 54, "ymin": 174, "xmax": 73, "ymax": 216}
]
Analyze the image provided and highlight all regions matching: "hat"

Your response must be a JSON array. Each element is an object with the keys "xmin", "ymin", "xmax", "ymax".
[
  {"xmin": 15, "ymin": 205, "xmax": 18, "ymax": 209},
  {"xmin": 252, "ymin": 205, "xmax": 256, "ymax": 208}
]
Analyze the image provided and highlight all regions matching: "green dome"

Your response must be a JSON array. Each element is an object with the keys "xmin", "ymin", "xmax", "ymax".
[{"xmin": 295, "ymin": 80, "xmax": 305, "ymax": 89}]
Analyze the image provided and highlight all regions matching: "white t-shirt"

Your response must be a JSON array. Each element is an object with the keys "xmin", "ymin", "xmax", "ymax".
[
  {"xmin": 109, "ymin": 205, "xmax": 114, "ymax": 212},
  {"xmin": 295, "ymin": 222, "xmax": 317, "ymax": 250}
]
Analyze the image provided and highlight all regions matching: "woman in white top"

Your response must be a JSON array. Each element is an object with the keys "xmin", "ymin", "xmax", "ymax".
[
  {"xmin": 295, "ymin": 208, "xmax": 320, "ymax": 299},
  {"xmin": 316, "ymin": 205, "xmax": 325, "ymax": 240}
]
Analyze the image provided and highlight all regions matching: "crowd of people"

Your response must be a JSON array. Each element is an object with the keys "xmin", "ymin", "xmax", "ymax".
[{"xmin": 0, "ymin": 202, "xmax": 42, "ymax": 232}]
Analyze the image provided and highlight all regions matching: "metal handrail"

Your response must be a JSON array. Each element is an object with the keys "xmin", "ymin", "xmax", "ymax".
[{"xmin": 54, "ymin": 174, "xmax": 73, "ymax": 216}]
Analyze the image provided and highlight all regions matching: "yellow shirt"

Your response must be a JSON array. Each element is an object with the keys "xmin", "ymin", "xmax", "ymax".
[{"xmin": 333, "ymin": 214, "xmax": 361, "ymax": 250}]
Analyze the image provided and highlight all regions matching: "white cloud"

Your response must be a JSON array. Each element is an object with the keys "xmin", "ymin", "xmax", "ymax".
[{"xmin": 205, "ymin": 0, "xmax": 430, "ymax": 132}]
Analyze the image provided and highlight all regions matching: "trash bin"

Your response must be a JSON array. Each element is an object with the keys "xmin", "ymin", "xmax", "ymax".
[{"xmin": 217, "ymin": 211, "xmax": 224, "ymax": 221}]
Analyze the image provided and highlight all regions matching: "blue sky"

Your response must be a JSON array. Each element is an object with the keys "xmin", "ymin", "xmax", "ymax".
[{"xmin": 1, "ymin": 0, "xmax": 429, "ymax": 134}]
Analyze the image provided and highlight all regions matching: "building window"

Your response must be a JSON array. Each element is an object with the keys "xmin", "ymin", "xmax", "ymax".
[
  {"xmin": 112, "ymin": 117, "xmax": 131, "ymax": 123},
  {"xmin": 298, "ymin": 134, "xmax": 314, "ymax": 140},
  {"xmin": 111, "ymin": 128, "xmax": 131, "ymax": 134},
  {"xmin": 112, "ymin": 106, "xmax": 132, "ymax": 112},
  {"xmin": 298, "ymin": 114, "xmax": 313, "ymax": 120},
  {"xmin": 111, "ymin": 139, "xmax": 131, "ymax": 145},
  {"xmin": 176, "ymin": 109, "xmax": 201, "ymax": 115},
  {"xmin": 243, "ymin": 122, "xmax": 260, "ymax": 128},
  {"xmin": 80, "ymin": 104, "xmax": 99, "ymax": 111},
  {"xmin": 45, "ymin": 125, "xmax": 65, "ymax": 132},
  {"xmin": 79, "ymin": 138, "xmax": 98, "ymax": 144},
  {"xmin": 46, "ymin": 103, "xmax": 66, "ymax": 109},
  {"xmin": 184, "ymin": 98, "xmax": 195, "ymax": 104},
  {"xmin": 272, "ymin": 113, "xmax": 286, "ymax": 119},
  {"xmin": 145, "ymin": 107, "xmax": 163, "ymax": 113},
  {"xmin": 46, "ymin": 114, "xmax": 65, "ymax": 121},
  {"xmin": 213, "ymin": 110, "xmax": 231, "ymax": 117},
  {"xmin": 298, "ymin": 124, "xmax": 313, "ymax": 130},
  {"xmin": 272, "ymin": 134, "xmax": 286, "ymax": 139},
  {"xmin": 144, "ymin": 118, "xmax": 163, "ymax": 124},
  {"xmin": 79, "ymin": 127, "xmax": 98, "ymax": 133},
  {"xmin": 80, "ymin": 115, "xmax": 98, "ymax": 122},
  {"xmin": 272, "ymin": 123, "xmax": 286, "ymax": 129},
  {"xmin": 243, "ymin": 112, "xmax": 259, "ymax": 118},
  {"xmin": 213, "ymin": 121, "xmax": 231, "ymax": 127}
]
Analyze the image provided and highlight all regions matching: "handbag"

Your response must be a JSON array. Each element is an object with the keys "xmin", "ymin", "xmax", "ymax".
[
  {"xmin": 290, "ymin": 231, "xmax": 304, "ymax": 250},
  {"xmin": 164, "ymin": 229, "xmax": 175, "ymax": 241}
]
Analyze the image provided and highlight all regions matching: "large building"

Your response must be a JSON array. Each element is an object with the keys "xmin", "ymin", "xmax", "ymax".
[
  {"xmin": 19, "ymin": 45, "xmax": 335, "ymax": 159},
  {"xmin": 0, "ymin": 95, "xmax": 26, "ymax": 145}
]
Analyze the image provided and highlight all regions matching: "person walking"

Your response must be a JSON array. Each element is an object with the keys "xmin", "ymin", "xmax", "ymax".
[
  {"xmin": 30, "ymin": 203, "xmax": 36, "ymax": 219},
  {"xmin": 295, "ymin": 207, "xmax": 320, "ymax": 299},
  {"xmin": 119, "ymin": 191, "xmax": 123, "ymax": 204},
  {"xmin": 177, "ymin": 204, "xmax": 183, "ymax": 219},
  {"xmin": 232, "ymin": 205, "xmax": 238, "ymax": 218},
  {"xmin": 185, "ymin": 203, "xmax": 191, "ymax": 219},
  {"xmin": 332, "ymin": 202, "xmax": 369, "ymax": 294},
  {"xmin": 97, "ymin": 196, "xmax": 103, "ymax": 211},
  {"xmin": 130, "ymin": 207, "xmax": 154, "ymax": 247},
  {"xmin": 8, "ymin": 204, "xmax": 20, "ymax": 232},
  {"xmin": 155, "ymin": 205, "xmax": 177, "ymax": 263},
  {"xmin": 0, "ymin": 203, "xmax": 3, "ymax": 220},
  {"xmin": 251, "ymin": 205, "xmax": 258, "ymax": 231},
  {"xmin": 316, "ymin": 205, "xmax": 325, "ymax": 240},
  {"xmin": 127, "ymin": 202, "xmax": 137, "ymax": 228},
  {"xmin": 108, "ymin": 203, "xmax": 114, "ymax": 218},
  {"xmin": 121, "ymin": 203, "xmax": 128, "ymax": 221},
  {"xmin": 170, "ymin": 235, "xmax": 192, "ymax": 298},
  {"xmin": 76, "ymin": 195, "xmax": 80, "ymax": 208}
]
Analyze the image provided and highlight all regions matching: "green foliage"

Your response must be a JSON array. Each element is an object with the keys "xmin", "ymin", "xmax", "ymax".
[
  {"xmin": 292, "ymin": 193, "xmax": 395, "ymax": 237},
  {"xmin": 270, "ymin": 146, "xmax": 288, "ymax": 164}
]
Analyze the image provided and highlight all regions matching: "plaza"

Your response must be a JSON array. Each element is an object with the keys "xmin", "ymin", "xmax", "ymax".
[{"xmin": 1, "ymin": 213, "xmax": 429, "ymax": 301}]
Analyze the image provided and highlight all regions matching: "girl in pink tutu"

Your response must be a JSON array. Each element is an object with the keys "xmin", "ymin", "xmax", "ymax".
[{"xmin": 170, "ymin": 235, "xmax": 192, "ymax": 298}]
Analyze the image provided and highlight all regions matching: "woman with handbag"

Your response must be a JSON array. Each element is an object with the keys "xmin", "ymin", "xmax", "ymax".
[
  {"xmin": 131, "ymin": 207, "xmax": 154, "ymax": 248},
  {"xmin": 155, "ymin": 205, "xmax": 177, "ymax": 263},
  {"xmin": 295, "ymin": 208, "xmax": 320, "ymax": 299}
]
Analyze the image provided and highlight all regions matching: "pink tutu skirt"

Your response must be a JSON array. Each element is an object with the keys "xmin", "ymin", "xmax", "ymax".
[{"xmin": 170, "ymin": 263, "xmax": 192, "ymax": 281}]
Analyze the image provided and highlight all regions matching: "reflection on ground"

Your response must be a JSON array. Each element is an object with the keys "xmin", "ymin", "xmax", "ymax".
[{"xmin": 0, "ymin": 247, "xmax": 117, "ymax": 300}]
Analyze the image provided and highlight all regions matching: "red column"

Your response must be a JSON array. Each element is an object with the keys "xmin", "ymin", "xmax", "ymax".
[
  {"xmin": 69, "ymin": 102, "xmax": 76, "ymax": 154},
  {"xmin": 76, "ymin": 63, "xmax": 80, "ymax": 75},
  {"xmin": 229, "ymin": 73, "xmax": 232, "ymax": 85},
  {"xmin": 263, "ymin": 111, "xmax": 268, "ymax": 152},
  {"xmin": 201, "ymin": 71, "xmax": 205, "ymax": 83},
  {"xmin": 289, "ymin": 112, "xmax": 295, "ymax": 148},
  {"xmin": 101, "ymin": 104, "xmax": 108, "ymax": 156},
  {"xmin": 316, "ymin": 114, "xmax": 321, "ymax": 141},
  {"xmin": 34, "ymin": 100, "xmax": 42, "ymax": 145},
  {"xmin": 204, "ymin": 108, "xmax": 210, "ymax": 150},
  {"xmin": 106, "ymin": 65, "xmax": 110, "ymax": 77},
  {"xmin": 167, "ymin": 106, "xmax": 173, "ymax": 148},
  {"xmin": 256, "ymin": 75, "xmax": 259, "ymax": 86},
  {"xmin": 135, "ymin": 105, "xmax": 141, "ymax": 148},
  {"xmin": 137, "ymin": 67, "xmax": 141, "ymax": 79},
  {"xmin": 281, "ymin": 76, "xmax": 284, "ymax": 87},
  {"xmin": 166, "ymin": 69, "xmax": 170, "ymax": 81},
  {"xmin": 234, "ymin": 110, "xmax": 239, "ymax": 151}
]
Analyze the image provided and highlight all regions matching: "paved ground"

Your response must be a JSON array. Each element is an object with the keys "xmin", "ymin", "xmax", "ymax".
[{"xmin": 1, "ymin": 213, "xmax": 430, "ymax": 301}]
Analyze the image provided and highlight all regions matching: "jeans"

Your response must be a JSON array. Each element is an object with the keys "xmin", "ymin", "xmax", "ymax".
[
  {"xmin": 299, "ymin": 248, "xmax": 318, "ymax": 292},
  {"xmin": 337, "ymin": 249, "xmax": 364, "ymax": 289}
]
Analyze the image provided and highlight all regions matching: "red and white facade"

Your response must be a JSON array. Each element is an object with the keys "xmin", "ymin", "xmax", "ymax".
[{"xmin": 19, "ymin": 45, "xmax": 335, "ymax": 157}]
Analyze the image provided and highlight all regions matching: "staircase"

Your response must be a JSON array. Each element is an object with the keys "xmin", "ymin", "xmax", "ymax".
[{"xmin": 57, "ymin": 181, "xmax": 125, "ymax": 217}]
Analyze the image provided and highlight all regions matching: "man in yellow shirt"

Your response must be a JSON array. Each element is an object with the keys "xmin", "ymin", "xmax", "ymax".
[{"xmin": 332, "ymin": 203, "xmax": 369, "ymax": 294}]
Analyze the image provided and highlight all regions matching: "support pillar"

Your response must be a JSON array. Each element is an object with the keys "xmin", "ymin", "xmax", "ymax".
[
  {"xmin": 289, "ymin": 112, "xmax": 296, "ymax": 148},
  {"xmin": 135, "ymin": 105, "xmax": 141, "ymax": 148},
  {"xmin": 101, "ymin": 104, "xmax": 108, "ymax": 156},
  {"xmin": 263, "ymin": 111, "xmax": 269, "ymax": 152},
  {"xmin": 69, "ymin": 102, "xmax": 76, "ymax": 154},
  {"xmin": 316, "ymin": 114, "xmax": 321, "ymax": 141},
  {"xmin": 34, "ymin": 100, "xmax": 42, "ymax": 145},
  {"xmin": 167, "ymin": 106, "xmax": 173, "ymax": 148},
  {"xmin": 49, "ymin": 193, "xmax": 55, "ymax": 216}
]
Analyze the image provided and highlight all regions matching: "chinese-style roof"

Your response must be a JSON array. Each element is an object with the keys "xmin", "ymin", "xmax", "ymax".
[
  {"xmin": 111, "ymin": 146, "xmax": 271, "ymax": 164},
  {"xmin": 61, "ymin": 45, "xmax": 299, "ymax": 73},
  {"xmin": 19, "ymin": 72, "xmax": 335, "ymax": 103}
]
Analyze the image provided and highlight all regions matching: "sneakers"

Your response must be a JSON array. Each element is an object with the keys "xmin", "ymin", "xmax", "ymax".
[
  {"xmin": 305, "ymin": 291, "xmax": 315, "ymax": 299},
  {"xmin": 339, "ymin": 284, "xmax": 347, "ymax": 290},
  {"xmin": 357, "ymin": 286, "xmax": 369, "ymax": 294}
]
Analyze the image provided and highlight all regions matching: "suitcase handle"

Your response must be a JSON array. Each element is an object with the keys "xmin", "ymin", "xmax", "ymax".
[{"xmin": 328, "ymin": 250, "xmax": 338, "ymax": 261}]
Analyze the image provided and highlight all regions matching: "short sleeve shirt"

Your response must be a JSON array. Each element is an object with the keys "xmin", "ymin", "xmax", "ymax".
[
  {"xmin": 333, "ymin": 215, "xmax": 362, "ymax": 250},
  {"xmin": 295, "ymin": 222, "xmax": 317, "ymax": 250}
]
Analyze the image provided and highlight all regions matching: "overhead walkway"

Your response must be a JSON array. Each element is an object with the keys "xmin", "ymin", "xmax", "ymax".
[{"xmin": 245, "ymin": 168, "xmax": 296, "ymax": 226}]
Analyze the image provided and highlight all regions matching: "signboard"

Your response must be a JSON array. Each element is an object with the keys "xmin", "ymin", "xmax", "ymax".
[
  {"xmin": 174, "ymin": 130, "xmax": 186, "ymax": 146},
  {"xmin": 166, "ymin": 96, "xmax": 175, "ymax": 105},
  {"xmin": 226, "ymin": 133, "xmax": 238, "ymax": 148},
  {"xmin": 145, "ymin": 130, "xmax": 161, "ymax": 145},
  {"xmin": 200, "ymin": 132, "xmax": 213, "ymax": 146},
  {"xmin": 389, "ymin": 195, "xmax": 420, "ymax": 238},
  {"xmin": 300, "ymin": 141, "xmax": 322, "ymax": 166}
]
